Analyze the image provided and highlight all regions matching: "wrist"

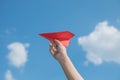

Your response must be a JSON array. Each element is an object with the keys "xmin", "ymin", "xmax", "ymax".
[{"xmin": 58, "ymin": 55, "xmax": 70, "ymax": 64}]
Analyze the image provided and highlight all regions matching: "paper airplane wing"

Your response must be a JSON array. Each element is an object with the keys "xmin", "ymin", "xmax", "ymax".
[{"xmin": 39, "ymin": 31, "xmax": 75, "ymax": 47}]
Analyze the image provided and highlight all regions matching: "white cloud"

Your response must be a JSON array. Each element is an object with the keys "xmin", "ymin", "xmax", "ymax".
[
  {"xmin": 78, "ymin": 21, "xmax": 120, "ymax": 65},
  {"xmin": 5, "ymin": 70, "xmax": 15, "ymax": 80},
  {"xmin": 7, "ymin": 42, "xmax": 30, "ymax": 68}
]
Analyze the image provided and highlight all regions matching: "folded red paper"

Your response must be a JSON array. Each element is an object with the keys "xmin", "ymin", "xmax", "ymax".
[{"xmin": 39, "ymin": 31, "xmax": 75, "ymax": 47}]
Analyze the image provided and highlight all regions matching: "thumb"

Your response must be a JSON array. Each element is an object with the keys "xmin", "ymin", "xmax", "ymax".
[{"xmin": 54, "ymin": 39, "xmax": 62, "ymax": 46}]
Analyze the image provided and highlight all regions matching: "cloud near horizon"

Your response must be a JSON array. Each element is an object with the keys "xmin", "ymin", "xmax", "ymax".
[
  {"xmin": 7, "ymin": 42, "xmax": 30, "ymax": 68},
  {"xmin": 78, "ymin": 21, "xmax": 120, "ymax": 65}
]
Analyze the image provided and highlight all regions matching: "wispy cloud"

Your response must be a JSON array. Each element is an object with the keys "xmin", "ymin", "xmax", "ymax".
[
  {"xmin": 5, "ymin": 70, "xmax": 15, "ymax": 80},
  {"xmin": 116, "ymin": 19, "xmax": 120, "ymax": 23},
  {"xmin": 5, "ymin": 28, "xmax": 16, "ymax": 35},
  {"xmin": 0, "ymin": 28, "xmax": 16, "ymax": 39},
  {"xmin": 78, "ymin": 21, "xmax": 120, "ymax": 65},
  {"xmin": 7, "ymin": 42, "xmax": 30, "ymax": 68}
]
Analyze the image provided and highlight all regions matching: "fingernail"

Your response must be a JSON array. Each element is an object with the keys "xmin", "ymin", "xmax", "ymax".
[{"xmin": 54, "ymin": 39, "xmax": 58, "ymax": 42}]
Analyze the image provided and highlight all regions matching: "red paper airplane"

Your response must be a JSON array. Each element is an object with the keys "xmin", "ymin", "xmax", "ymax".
[{"xmin": 39, "ymin": 31, "xmax": 75, "ymax": 47}]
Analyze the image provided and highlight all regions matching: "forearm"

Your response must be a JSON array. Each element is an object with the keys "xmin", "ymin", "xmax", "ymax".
[
  {"xmin": 58, "ymin": 55, "xmax": 84, "ymax": 80},
  {"xmin": 49, "ymin": 40, "xmax": 83, "ymax": 80}
]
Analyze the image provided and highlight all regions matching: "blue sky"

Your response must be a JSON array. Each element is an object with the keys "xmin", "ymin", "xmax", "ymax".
[{"xmin": 0, "ymin": 0, "xmax": 120, "ymax": 80}]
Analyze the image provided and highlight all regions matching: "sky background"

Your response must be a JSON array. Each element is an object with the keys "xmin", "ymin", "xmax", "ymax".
[{"xmin": 0, "ymin": 0, "xmax": 120, "ymax": 80}]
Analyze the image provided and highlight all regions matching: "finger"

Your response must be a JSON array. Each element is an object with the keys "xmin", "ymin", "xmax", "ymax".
[
  {"xmin": 50, "ymin": 48, "xmax": 55, "ymax": 55},
  {"xmin": 52, "ymin": 46, "xmax": 57, "ymax": 52},
  {"xmin": 49, "ymin": 43, "xmax": 57, "ymax": 52},
  {"xmin": 49, "ymin": 42, "xmax": 56, "ymax": 49},
  {"xmin": 52, "ymin": 41, "xmax": 57, "ymax": 48},
  {"xmin": 49, "ymin": 43, "xmax": 53, "ymax": 47},
  {"xmin": 50, "ymin": 48, "xmax": 58, "ymax": 56}
]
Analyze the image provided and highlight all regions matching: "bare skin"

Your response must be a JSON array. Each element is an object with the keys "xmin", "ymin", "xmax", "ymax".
[{"xmin": 49, "ymin": 40, "xmax": 84, "ymax": 80}]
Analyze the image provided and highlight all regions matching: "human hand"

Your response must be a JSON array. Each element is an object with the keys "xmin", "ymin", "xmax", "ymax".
[{"xmin": 49, "ymin": 40, "xmax": 68, "ymax": 62}]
